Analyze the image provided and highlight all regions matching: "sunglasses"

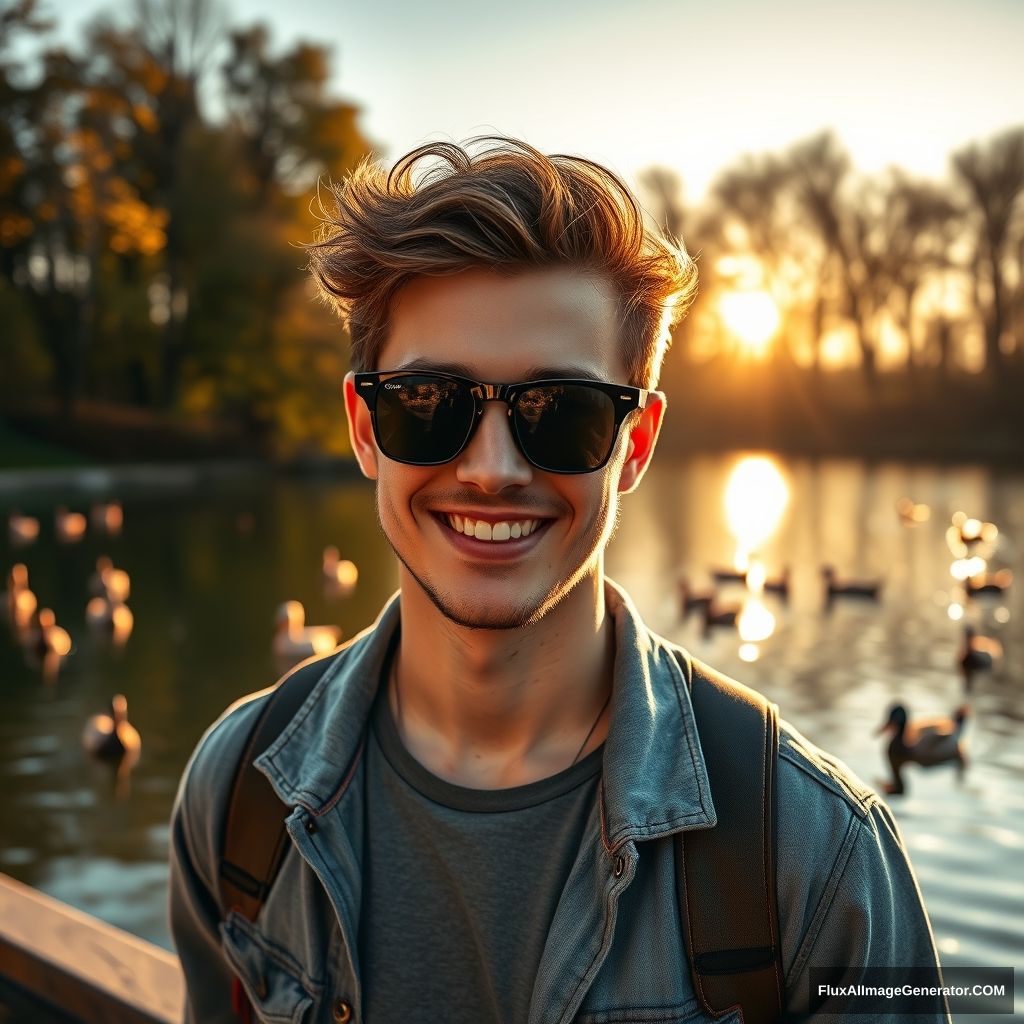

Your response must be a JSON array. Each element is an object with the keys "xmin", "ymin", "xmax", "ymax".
[{"xmin": 353, "ymin": 370, "xmax": 652, "ymax": 474}]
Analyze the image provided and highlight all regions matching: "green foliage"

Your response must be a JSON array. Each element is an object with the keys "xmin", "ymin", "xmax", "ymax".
[{"xmin": 1, "ymin": 0, "xmax": 371, "ymax": 458}]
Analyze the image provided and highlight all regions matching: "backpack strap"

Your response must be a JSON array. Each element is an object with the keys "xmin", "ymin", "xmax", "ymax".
[
  {"xmin": 675, "ymin": 655, "xmax": 784, "ymax": 1024},
  {"xmin": 218, "ymin": 655, "xmax": 330, "ymax": 921}
]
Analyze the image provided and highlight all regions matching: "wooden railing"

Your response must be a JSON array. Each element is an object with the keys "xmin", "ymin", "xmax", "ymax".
[{"xmin": 0, "ymin": 873, "xmax": 184, "ymax": 1023}]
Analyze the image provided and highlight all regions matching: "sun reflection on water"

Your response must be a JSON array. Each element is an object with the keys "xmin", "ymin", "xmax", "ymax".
[{"xmin": 723, "ymin": 456, "xmax": 790, "ymax": 570}]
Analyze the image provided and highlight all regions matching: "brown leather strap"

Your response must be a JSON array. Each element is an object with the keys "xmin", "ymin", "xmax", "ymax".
[
  {"xmin": 676, "ymin": 655, "xmax": 784, "ymax": 1024},
  {"xmin": 218, "ymin": 656, "xmax": 330, "ymax": 921}
]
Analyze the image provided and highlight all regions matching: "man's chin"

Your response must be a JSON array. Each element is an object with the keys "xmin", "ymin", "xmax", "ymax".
[
  {"xmin": 425, "ymin": 585, "xmax": 551, "ymax": 631},
  {"xmin": 403, "ymin": 563, "xmax": 564, "ymax": 631}
]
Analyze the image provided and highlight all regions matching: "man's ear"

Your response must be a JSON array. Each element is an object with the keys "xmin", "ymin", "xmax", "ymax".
[
  {"xmin": 343, "ymin": 372, "xmax": 379, "ymax": 480},
  {"xmin": 617, "ymin": 391, "xmax": 666, "ymax": 495}
]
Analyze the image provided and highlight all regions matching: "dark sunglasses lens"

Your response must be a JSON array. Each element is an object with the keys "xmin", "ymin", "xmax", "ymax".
[
  {"xmin": 375, "ymin": 375, "xmax": 474, "ymax": 463},
  {"xmin": 514, "ymin": 384, "xmax": 616, "ymax": 471}
]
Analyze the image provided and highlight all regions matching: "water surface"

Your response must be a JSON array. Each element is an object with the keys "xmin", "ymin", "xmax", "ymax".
[{"xmin": 1, "ymin": 454, "xmax": 1020, "ymax": 1013}]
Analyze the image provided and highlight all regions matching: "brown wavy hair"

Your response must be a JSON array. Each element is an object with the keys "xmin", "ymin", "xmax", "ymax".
[{"xmin": 306, "ymin": 136, "xmax": 697, "ymax": 388}]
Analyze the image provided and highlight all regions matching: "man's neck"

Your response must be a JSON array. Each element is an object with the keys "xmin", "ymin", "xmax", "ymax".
[{"xmin": 390, "ymin": 568, "xmax": 615, "ymax": 789}]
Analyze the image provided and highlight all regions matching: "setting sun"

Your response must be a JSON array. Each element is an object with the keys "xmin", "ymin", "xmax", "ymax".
[{"xmin": 719, "ymin": 290, "xmax": 780, "ymax": 354}]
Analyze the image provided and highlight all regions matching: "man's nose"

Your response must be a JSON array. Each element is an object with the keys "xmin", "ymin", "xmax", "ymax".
[{"xmin": 455, "ymin": 401, "xmax": 533, "ymax": 491}]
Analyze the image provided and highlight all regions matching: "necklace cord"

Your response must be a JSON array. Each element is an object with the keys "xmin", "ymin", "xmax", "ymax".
[{"xmin": 390, "ymin": 654, "xmax": 611, "ymax": 771}]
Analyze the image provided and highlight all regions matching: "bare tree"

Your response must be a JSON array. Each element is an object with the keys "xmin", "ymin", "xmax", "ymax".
[
  {"xmin": 952, "ymin": 127, "xmax": 1024, "ymax": 381},
  {"xmin": 786, "ymin": 132, "xmax": 881, "ymax": 386},
  {"xmin": 711, "ymin": 151, "xmax": 829, "ymax": 369},
  {"xmin": 874, "ymin": 172, "xmax": 961, "ymax": 374},
  {"xmin": 638, "ymin": 166, "xmax": 686, "ymax": 243}
]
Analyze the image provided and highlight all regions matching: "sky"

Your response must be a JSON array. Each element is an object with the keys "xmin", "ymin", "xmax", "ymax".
[{"xmin": 35, "ymin": 0, "xmax": 1024, "ymax": 200}]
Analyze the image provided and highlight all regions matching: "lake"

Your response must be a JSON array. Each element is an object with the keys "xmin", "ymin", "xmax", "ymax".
[{"xmin": 1, "ymin": 453, "xmax": 1021, "ymax": 1015}]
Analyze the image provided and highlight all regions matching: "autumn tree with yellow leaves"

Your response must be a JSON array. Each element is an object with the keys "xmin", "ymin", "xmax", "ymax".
[{"xmin": 1, "ymin": 0, "xmax": 372, "ymax": 458}]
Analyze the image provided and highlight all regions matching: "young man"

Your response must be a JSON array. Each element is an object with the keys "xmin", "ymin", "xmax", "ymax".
[{"xmin": 169, "ymin": 137, "xmax": 948, "ymax": 1023}]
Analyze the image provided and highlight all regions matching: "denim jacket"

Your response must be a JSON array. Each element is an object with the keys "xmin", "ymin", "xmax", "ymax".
[{"xmin": 169, "ymin": 580, "xmax": 949, "ymax": 1023}]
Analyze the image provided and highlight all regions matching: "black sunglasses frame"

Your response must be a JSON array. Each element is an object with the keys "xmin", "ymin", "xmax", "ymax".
[{"xmin": 353, "ymin": 369, "xmax": 653, "ymax": 474}]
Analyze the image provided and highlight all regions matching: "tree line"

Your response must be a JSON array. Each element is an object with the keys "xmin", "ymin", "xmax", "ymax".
[
  {"xmin": 641, "ymin": 128, "xmax": 1024, "ymax": 458},
  {"xmin": 1, "ymin": 0, "xmax": 371, "ymax": 458},
  {"xmin": 2, "ymin": 0, "xmax": 1022, "ymax": 461}
]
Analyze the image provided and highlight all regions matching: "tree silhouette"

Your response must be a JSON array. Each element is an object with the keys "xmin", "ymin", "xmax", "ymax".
[{"xmin": 953, "ymin": 127, "xmax": 1024, "ymax": 383}]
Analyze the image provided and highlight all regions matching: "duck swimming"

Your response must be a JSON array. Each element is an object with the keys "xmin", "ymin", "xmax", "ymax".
[
  {"xmin": 822, "ymin": 566, "xmax": 882, "ymax": 605},
  {"xmin": 88, "ymin": 557, "xmax": 131, "ymax": 603},
  {"xmin": 702, "ymin": 599, "xmax": 741, "ymax": 638},
  {"xmin": 55, "ymin": 507, "xmax": 87, "ymax": 543},
  {"xmin": 876, "ymin": 703, "xmax": 968, "ymax": 795},
  {"xmin": 90, "ymin": 500, "xmax": 124, "ymax": 536},
  {"xmin": 4, "ymin": 564, "xmax": 36, "ymax": 632},
  {"xmin": 273, "ymin": 601, "xmax": 342, "ymax": 668},
  {"xmin": 959, "ymin": 626, "xmax": 1002, "ymax": 690},
  {"xmin": 82, "ymin": 694, "xmax": 141, "ymax": 761},
  {"xmin": 678, "ymin": 577, "xmax": 714, "ymax": 619},
  {"xmin": 8, "ymin": 512, "xmax": 40, "ymax": 547},
  {"xmin": 323, "ymin": 546, "xmax": 359, "ymax": 595},
  {"xmin": 965, "ymin": 568, "xmax": 1013, "ymax": 598},
  {"xmin": 86, "ymin": 594, "xmax": 134, "ymax": 644}
]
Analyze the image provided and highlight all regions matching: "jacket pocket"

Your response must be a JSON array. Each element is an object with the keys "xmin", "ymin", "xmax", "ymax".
[{"xmin": 220, "ymin": 911, "xmax": 318, "ymax": 1024}]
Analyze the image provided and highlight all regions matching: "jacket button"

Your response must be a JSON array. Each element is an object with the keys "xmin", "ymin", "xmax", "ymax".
[
  {"xmin": 254, "ymin": 974, "xmax": 268, "ymax": 1000},
  {"xmin": 613, "ymin": 854, "xmax": 625, "ymax": 878},
  {"xmin": 304, "ymin": 816, "xmax": 318, "ymax": 835},
  {"xmin": 332, "ymin": 999, "xmax": 353, "ymax": 1023}
]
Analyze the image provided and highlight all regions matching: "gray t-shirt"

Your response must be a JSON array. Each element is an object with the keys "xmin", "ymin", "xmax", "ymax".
[{"xmin": 357, "ymin": 679, "xmax": 603, "ymax": 1024}]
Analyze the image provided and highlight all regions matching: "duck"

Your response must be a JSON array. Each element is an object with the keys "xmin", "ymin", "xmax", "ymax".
[
  {"xmin": 88, "ymin": 557, "xmax": 113, "ymax": 598},
  {"xmin": 876, "ymin": 703, "xmax": 968, "ymax": 795},
  {"xmin": 896, "ymin": 497, "xmax": 930, "ymax": 525},
  {"xmin": 763, "ymin": 570, "xmax": 790, "ymax": 602},
  {"xmin": 55, "ymin": 507, "xmax": 87, "ymax": 543},
  {"xmin": 746, "ymin": 563, "xmax": 790, "ymax": 603},
  {"xmin": 958, "ymin": 626, "xmax": 1002, "ymax": 690},
  {"xmin": 711, "ymin": 566, "xmax": 748, "ymax": 585},
  {"xmin": 678, "ymin": 577, "xmax": 714, "ymax": 619},
  {"xmin": 964, "ymin": 568, "xmax": 1012, "ymax": 597},
  {"xmin": 273, "ymin": 601, "xmax": 342, "ymax": 666},
  {"xmin": 90, "ymin": 500, "xmax": 124, "ymax": 535},
  {"xmin": 822, "ymin": 566, "xmax": 882, "ymax": 604},
  {"xmin": 702, "ymin": 600, "xmax": 741, "ymax": 637},
  {"xmin": 322, "ymin": 546, "xmax": 359, "ymax": 594},
  {"xmin": 19, "ymin": 607, "xmax": 71, "ymax": 659},
  {"xmin": 952, "ymin": 512, "xmax": 998, "ymax": 548},
  {"xmin": 86, "ymin": 594, "xmax": 134, "ymax": 643},
  {"xmin": 82, "ymin": 695, "xmax": 141, "ymax": 761},
  {"xmin": 4, "ymin": 564, "xmax": 33, "ymax": 626},
  {"xmin": 10, "ymin": 586, "xmax": 38, "ymax": 636},
  {"xmin": 88, "ymin": 557, "xmax": 131, "ymax": 603},
  {"xmin": 8, "ymin": 512, "xmax": 40, "ymax": 547}
]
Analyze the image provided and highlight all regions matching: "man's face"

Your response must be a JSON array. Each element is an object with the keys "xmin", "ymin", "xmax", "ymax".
[{"xmin": 344, "ymin": 266, "xmax": 664, "ymax": 630}]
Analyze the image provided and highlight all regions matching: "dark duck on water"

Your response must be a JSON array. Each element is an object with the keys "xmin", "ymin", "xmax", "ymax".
[
  {"xmin": 876, "ymin": 703, "xmax": 969, "ymax": 795},
  {"xmin": 959, "ymin": 626, "xmax": 1002, "ymax": 690}
]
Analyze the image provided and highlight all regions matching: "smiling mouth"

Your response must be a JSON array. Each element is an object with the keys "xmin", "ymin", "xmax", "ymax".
[{"xmin": 432, "ymin": 512, "xmax": 553, "ymax": 544}]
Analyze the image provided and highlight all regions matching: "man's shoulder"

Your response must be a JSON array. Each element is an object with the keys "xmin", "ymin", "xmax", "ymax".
[
  {"xmin": 777, "ymin": 719, "xmax": 877, "ymax": 821},
  {"xmin": 181, "ymin": 652, "xmax": 342, "ymax": 803},
  {"xmin": 172, "ymin": 652, "xmax": 342, "ymax": 886}
]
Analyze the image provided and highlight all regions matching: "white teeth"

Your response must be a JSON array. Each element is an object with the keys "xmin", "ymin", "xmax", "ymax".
[{"xmin": 444, "ymin": 514, "xmax": 543, "ymax": 543}]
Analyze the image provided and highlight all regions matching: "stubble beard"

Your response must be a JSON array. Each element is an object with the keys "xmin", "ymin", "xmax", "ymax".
[{"xmin": 375, "ymin": 490, "xmax": 621, "ymax": 631}]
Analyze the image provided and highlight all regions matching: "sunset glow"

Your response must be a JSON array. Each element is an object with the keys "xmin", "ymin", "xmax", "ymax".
[
  {"xmin": 724, "ymin": 457, "xmax": 790, "ymax": 563},
  {"xmin": 719, "ymin": 290, "xmax": 780, "ymax": 354}
]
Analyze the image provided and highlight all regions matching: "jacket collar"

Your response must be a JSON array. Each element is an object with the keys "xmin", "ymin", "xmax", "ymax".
[{"xmin": 256, "ymin": 579, "xmax": 715, "ymax": 845}]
